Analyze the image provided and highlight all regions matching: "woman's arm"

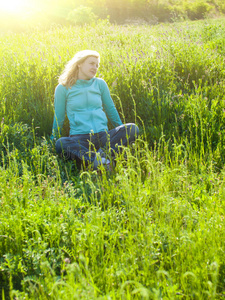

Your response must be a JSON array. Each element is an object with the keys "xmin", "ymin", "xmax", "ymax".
[
  {"xmin": 99, "ymin": 79, "xmax": 123, "ymax": 127},
  {"xmin": 50, "ymin": 84, "xmax": 67, "ymax": 140}
]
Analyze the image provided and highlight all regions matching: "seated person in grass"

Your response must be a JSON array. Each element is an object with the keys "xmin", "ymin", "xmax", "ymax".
[{"xmin": 51, "ymin": 50, "xmax": 139, "ymax": 170}]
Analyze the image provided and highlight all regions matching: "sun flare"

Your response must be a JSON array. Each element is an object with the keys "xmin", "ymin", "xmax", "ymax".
[{"xmin": 0, "ymin": 0, "xmax": 29, "ymax": 14}]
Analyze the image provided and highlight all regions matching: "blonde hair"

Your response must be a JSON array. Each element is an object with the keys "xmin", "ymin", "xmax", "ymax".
[{"xmin": 58, "ymin": 50, "xmax": 100, "ymax": 88}]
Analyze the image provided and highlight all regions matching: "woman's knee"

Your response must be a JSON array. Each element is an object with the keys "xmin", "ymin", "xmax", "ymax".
[
  {"xmin": 55, "ymin": 137, "xmax": 66, "ymax": 154},
  {"xmin": 126, "ymin": 123, "xmax": 139, "ymax": 139}
]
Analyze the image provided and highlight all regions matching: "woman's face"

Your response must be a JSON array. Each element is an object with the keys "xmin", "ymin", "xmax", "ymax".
[{"xmin": 78, "ymin": 56, "xmax": 99, "ymax": 80}]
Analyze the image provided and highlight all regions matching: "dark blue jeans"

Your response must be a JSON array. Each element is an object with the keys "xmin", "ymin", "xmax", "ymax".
[{"xmin": 55, "ymin": 123, "xmax": 139, "ymax": 165}]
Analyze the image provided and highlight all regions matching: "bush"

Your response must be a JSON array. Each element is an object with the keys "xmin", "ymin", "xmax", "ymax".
[
  {"xmin": 185, "ymin": 1, "xmax": 212, "ymax": 20},
  {"xmin": 67, "ymin": 6, "xmax": 97, "ymax": 26},
  {"xmin": 149, "ymin": 3, "xmax": 173, "ymax": 23}
]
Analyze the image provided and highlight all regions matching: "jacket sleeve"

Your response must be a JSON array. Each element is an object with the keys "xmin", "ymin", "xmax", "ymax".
[
  {"xmin": 50, "ymin": 84, "xmax": 67, "ymax": 140},
  {"xmin": 100, "ymin": 79, "xmax": 123, "ymax": 127}
]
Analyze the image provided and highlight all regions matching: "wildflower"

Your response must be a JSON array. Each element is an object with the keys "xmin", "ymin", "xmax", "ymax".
[{"xmin": 64, "ymin": 258, "xmax": 71, "ymax": 264}]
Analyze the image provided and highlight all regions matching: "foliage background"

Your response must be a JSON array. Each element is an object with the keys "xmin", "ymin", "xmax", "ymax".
[{"xmin": 0, "ymin": 0, "xmax": 225, "ymax": 31}]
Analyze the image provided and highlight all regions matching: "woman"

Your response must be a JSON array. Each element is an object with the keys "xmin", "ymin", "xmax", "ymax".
[{"xmin": 51, "ymin": 50, "xmax": 139, "ymax": 170}]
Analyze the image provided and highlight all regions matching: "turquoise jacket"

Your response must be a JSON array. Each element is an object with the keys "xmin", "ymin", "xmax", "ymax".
[{"xmin": 51, "ymin": 77, "xmax": 123, "ymax": 139}]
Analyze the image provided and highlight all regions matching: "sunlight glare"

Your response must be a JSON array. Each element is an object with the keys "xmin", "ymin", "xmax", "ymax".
[{"xmin": 0, "ymin": 0, "xmax": 29, "ymax": 14}]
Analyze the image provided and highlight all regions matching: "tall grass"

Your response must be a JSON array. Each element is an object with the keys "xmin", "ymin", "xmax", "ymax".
[
  {"xmin": 1, "ymin": 137, "xmax": 225, "ymax": 299},
  {"xmin": 0, "ymin": 19, "xmax": 224, "ymax": 162},
  {"xmin": 0, "ymin": 17, "xmax": 225, "ymax": 299}
]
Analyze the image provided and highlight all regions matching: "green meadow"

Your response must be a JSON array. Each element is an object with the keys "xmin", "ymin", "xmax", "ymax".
[{"xmin": 0, "ymin": 17, "xmax": 225, "ymax": 299}]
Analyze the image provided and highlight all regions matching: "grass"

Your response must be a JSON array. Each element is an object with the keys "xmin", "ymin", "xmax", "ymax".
[
  {"xmin": 1, "ymin": 140, "xmax": 225, "ymax": 299},
  {"xmin": 0, "ymin": 17, "xmax": 225, "ymax": 299}
]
